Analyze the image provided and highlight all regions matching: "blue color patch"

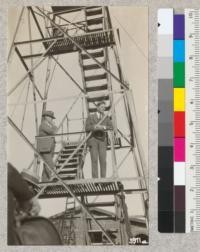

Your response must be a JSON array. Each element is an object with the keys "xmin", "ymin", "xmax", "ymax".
[{"xmin": 174, "ymin": 40, "xmax": 185, "ymax": 62}]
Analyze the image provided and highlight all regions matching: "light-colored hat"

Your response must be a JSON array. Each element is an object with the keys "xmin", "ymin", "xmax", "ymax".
[{"xmin": 42, "ymin": 110, "xmax": 56, "ymax": 119}]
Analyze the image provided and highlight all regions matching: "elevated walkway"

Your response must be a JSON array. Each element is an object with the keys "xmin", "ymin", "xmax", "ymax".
[
  {"xmin": 31, "ymin": 177, "xmax": 146, "ymax": 199},
  {"xmin": 15, "ymin": 29, "xmax": 115, "ymax": 59}
]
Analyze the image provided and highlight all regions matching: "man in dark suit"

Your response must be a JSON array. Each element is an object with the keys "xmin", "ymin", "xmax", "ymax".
[
  {"xmin": 37, "ymin": 111, "xmax": 57, "ymax": 182},
  {"xmin": 85, "ymin": 101, "xmax": 113, "ymax": 178}
]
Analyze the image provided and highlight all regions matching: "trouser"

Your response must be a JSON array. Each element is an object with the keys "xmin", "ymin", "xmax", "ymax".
[
  {"xmin": 41, "ymin": 152, "xmax": 54, "ymax": 181},
  {"xmin": 89, "ymin": 138, "xmax": 107, "ymax": 178}
]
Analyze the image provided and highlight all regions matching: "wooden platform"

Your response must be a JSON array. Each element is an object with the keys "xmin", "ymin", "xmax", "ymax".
[
  {"xmin": 30, "ymin": 177, "xmax": 146, "ymax": 199},
  {"xmin": 17, "ymin": 29, "xmax": 115, "ymax": 60},
  {"xmin": 44, "ymin": 29, "xmax": 115, "ymax": 55}
]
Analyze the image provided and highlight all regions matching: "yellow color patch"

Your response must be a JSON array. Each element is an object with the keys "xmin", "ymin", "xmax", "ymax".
[{"xmin": 174, "ymin": 88, "xmax": 185, "ymax": 111}]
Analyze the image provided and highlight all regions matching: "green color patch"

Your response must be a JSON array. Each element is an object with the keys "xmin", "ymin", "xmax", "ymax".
[{"xmin": 174, "ymin": 63, "xmax": 185, "ymax": 88}]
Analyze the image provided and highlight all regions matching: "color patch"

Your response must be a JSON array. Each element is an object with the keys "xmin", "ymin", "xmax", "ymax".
[
  {"xmin": 158, "ymin": 58, "xmax": 173, "ymax": 78},
  {"xmin": 174, "ymin": 112, "xmax": 185, "ymax": 137},
  {"xmin": 174, "ymin": 88, "xmax": 185, "ymax": 111},
  {"xmin": 174, "ymin": 138, "xmax": 185, "ymax": 161},
  {"xmin": 158, "ymin": 35, "xmax": 173, "ymax": 57},
  {"xmin": 158, "ymin": 9, "xmax": 173, "ymax": 34},
  {"xmin": 174, "ymin": 40, "xmax": 185, "ymax": 62},
  {"xmin": 174, "ymin": 15, "xmax": 185, "ymax": 39},
  {"xmin": 175, "ymin": 186, "xmax": 185, "ymax": 211},
  {"xmin": 174, "ymin": 162, "xmax": 185, "ymax": 185},
  {"xmin": 174, "ymin": 63, "xmax": 185, "ymax": 87}
]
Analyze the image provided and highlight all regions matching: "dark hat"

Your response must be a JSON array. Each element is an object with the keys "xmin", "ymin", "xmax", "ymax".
[
  {"xmin": 42, "ymin": 110, "xmax": 56, "ymax": 119},
  {"xmin": 96, "ymin": 101, "xmax": 106, "ymax": 107}
]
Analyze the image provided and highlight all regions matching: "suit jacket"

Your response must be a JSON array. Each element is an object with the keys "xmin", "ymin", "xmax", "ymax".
[
  {"xmin": 85, "ymin": 113, "xmax": 113, "ymax": 145},
  {"xmin": 37, "ymin": 119, "xmax": 57, "ymax": 153}
]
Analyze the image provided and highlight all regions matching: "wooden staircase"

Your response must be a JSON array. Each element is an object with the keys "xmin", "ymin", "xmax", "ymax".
[
  {"xmin": 79, "ymin": 7, "xmax": 113, "ymax": 114},
  {"xmin": 55, "ymin": 142, "xmax": 85, "ymax": 180}
]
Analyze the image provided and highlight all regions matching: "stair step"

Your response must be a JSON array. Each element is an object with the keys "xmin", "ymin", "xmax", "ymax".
[
  {"xmin": 81, "ymin": 50, "xmax": 104, "ymax": 60},
  {"xmin": 85, "ymin": 73, "xmax": 107, "ymax": 82},
  {"xmin": 86, "ymin": 84, "xmax": 108, "ymax": 92},
  {"xmin": 87, "ymin": 28, "xmax": 103, "ymax": 33},
  {"xmin": 57, "ymin": 157, "xmax": 78, "ymax": 163},
  {"xmin": 87, "ymin": 95, "xmax": 109, "ymax": 103},
  {"xmin": 57, "ymin": 174, "xmax": 76, "ymax": 179},
  {"xmin": 87, "ymin": 17, "xmax": 103, "ymax": 26},
  {"xmin": 56, "ymin": 163, "xmax": 78, "ymax": 168},
  {"xmin": 60, "ymin": 153, "xmax": 81, "ymax": 158},
  {"xmin": 85, "ymin": 201, "xmax": 115, "ymax": 207},
  {"xmin": 58, "ymin": 167, "xmax": 78, "ymax": 172},
  {"xmin": 83, "ymin": 62, "xmax": 105, "ymax": 71},
  {"xmin": 61, "ymin": 150, "xmax": 83, "ymax": 155},
  {"xmin": 64, "ymin": 144, "xmax": 84, "ymax": 150},
  {"xmin": 86, "ymin": 8, "xmax": 102, "ymax": 16},
  {"xmin": 58, "ymin": 168, "xmax": 78, "ymax": 175},
  {"xmin": 58, "ymin": 159, "xmax": 79, "ymax": 165},
  {"xmin": 89, "ymin": 105, "xmax": 110, "ymax": 113}
]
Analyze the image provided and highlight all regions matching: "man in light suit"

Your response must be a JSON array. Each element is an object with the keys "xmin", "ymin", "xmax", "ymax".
[
  {"xmin": 85, "ymin": 101, "xmax": 113, "ymax": 178},
  {"xmin": 37, "ymin": 111, "xmax": 58, "ymax": 182}
]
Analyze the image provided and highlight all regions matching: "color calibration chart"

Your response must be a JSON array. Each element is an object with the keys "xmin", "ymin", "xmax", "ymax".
[{"xmin": 158, "ymin": 9, "xmax": 200, "ymax": 233}]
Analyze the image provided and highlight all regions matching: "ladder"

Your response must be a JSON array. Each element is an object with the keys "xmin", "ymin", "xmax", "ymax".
[{"xmin": 60, "ymin": 198, "xmax": 76, "ymax": 245}]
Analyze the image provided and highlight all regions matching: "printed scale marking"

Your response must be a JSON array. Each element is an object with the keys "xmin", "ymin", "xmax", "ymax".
[{"xmin": 185, "ymin": 9, "xmax": 200, "ymax": 233}]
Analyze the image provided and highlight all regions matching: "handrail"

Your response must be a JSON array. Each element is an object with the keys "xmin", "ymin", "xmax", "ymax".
[
  {"xmin": 46, "ymin": 21, "xmax": 86, "ymax": 29},
  {"xmin": 35, "ymin": 129, "xmax": 113, "ymax": 138}
]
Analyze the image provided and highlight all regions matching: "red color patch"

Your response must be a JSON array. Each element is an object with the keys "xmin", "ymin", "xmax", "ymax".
[{"xmin": 174, "ymin": 112, "xmax": 185, "ymax": 137}]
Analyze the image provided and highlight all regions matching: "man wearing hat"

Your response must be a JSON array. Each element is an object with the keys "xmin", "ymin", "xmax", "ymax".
[
  {"xmin": 37, "ymin": 111, "xmax": 58, "ymax": 182},
  {"xmin": 85, "ymin": 101, "xmax": 113, "ymax": 178}
]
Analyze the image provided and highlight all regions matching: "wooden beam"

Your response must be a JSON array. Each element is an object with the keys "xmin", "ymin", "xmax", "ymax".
[
  {"xmin": 15, "ymin": 47, "xmax": 43, "ymax": 100},
  {"xmin": 28, "ymin": 7, "xmax": 44, "ymax": 39}
]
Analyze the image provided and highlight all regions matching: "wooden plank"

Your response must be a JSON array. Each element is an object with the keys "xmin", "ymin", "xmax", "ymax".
[
  {"xmin": 87, "ymin": 182, "xmax": 93, "ymax": 192},
  {"xmin": 99, "ymin": 183, "xmax": 106, "ymax": 192},
  {"xmin": 87, "ymin": 182, "xmax": 93, "ymax": 193},
  {"xmin": 91, "ymin": 182, "xmax": 98, "ymax": 193},
  {"xmin": 86, "ymin": 8, "xmax": 102, "ymax": 16},
  {"xmin": 39, "ymin": 190, "xmax": 121, "ymax": 199},
  {"xmin": 86, "ymin": 84, "xmax": 108, "ymax": 92},
  {"xmin": 83, "ymin": 183, "xmax": 89, "ymax": 193},
  {"xmin": 38, "ymin": 176, "xmax": 145, "ymax": 187},
  {"xmin": 76, "ymin": 184, "xmax": 82, "ymax": 194},
  {"xmin": 85, "ymin": 201, "xmax": 115, "ymax": 207},
  {"xmin": 87, "ymin": 95, "xmax": 109, "ymax": 103}
]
